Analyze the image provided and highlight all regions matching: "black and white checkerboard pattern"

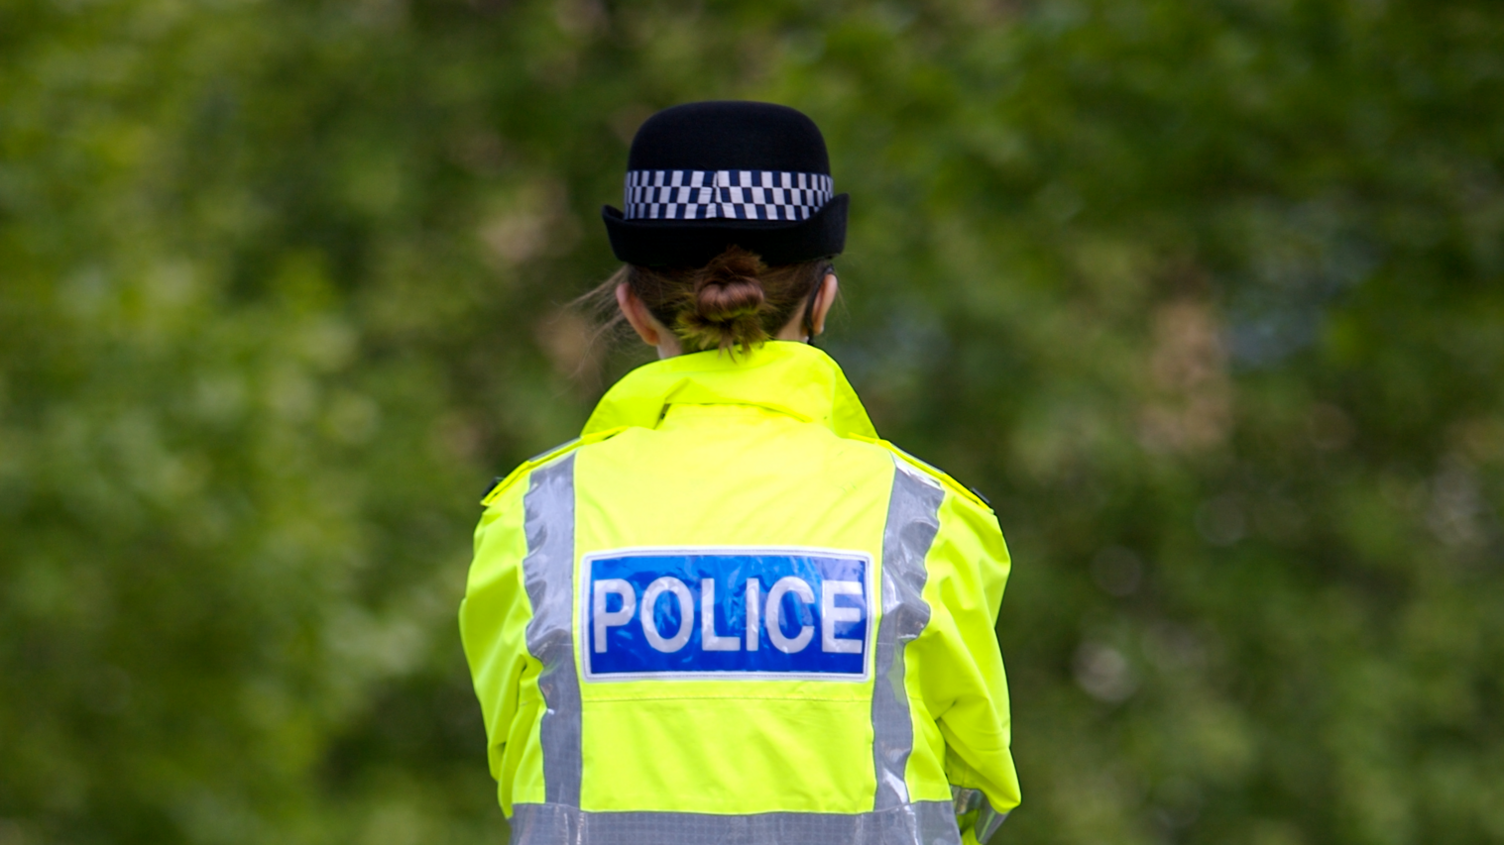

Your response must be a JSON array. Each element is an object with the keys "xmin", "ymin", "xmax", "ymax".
[{"xmin": 624, "ymin": 170, "xmax": 834, "ymax": 221}]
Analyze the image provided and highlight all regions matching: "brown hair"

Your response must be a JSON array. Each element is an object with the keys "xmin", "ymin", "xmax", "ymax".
[{"xmin": 585, "ymin": 246, "xmax": 832, "ymax": 355}]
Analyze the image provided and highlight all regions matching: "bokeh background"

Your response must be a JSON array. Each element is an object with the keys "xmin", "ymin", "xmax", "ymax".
[{"xmin": 4, "ymin": 0, "xmax": 1504, "ymax": 843}]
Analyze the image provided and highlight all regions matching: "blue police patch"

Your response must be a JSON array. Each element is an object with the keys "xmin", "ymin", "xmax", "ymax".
[{"xmin": 579, "ymin": 548, "xmax": 873, "ymax": 682}]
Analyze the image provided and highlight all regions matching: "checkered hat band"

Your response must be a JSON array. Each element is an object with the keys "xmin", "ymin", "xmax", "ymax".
[{"xmin": 624, "ymin": 170, "xmax": 835, "ymax": 221}]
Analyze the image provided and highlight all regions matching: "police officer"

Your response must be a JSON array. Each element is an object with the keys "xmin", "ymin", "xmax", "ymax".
[{"xmin": 461, "ymin": 101, "xmax": 1020, "ymax": 845}]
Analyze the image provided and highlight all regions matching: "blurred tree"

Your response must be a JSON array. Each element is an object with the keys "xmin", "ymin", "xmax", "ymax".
[{"xmin": 1, "ymin": 0, "xmax": 1502, "ymax": 844}]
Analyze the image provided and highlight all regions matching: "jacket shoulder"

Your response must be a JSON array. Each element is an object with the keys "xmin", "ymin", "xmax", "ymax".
[
  {"xmin": 845, "ymin": 434, "xmax": 995, "ymax": 515},
  {"xmin": 479, "ymin": 425, "xmax": 629, "ymax": 507}
]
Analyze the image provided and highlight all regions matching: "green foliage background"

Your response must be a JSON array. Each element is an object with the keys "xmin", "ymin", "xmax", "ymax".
[{"xmin": 3, "ymin": 0, "xmax": 1503, "ymax": 843}]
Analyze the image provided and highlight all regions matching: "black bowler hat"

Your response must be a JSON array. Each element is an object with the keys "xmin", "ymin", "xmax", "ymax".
[{"xmin": 601, "ymin": 101, "xmax": 848, "ymax": 267}]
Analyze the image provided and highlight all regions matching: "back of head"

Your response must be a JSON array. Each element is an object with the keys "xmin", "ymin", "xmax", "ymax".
[
  {"xmin": 627, "ymin": 247, "xmax": 827, "ymax": 354},
  {"xmin": 594, "ymin": 100, "xmax": 847, "ymax": 355}
]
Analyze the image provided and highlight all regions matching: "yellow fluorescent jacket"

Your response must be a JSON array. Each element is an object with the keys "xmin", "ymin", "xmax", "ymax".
[{"xmin": 460, "ymin": 342, "xmax": 1020, "ymax": 845}]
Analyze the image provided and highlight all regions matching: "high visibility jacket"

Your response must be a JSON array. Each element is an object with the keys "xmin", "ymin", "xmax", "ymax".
[{"xmin": 461, "ymin": 341, "xmax": 1020, "ymax": 845}]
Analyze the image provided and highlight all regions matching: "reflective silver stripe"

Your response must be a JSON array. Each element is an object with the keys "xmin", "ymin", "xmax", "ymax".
[
  {"xmin": 976, "ymin": 799, "xmax": 1009, "ymax": 842},
  {"xmin": 509, "ymin": 801, "xmax": 961, "ymax": 845},
  {"xmin": 952, "ymin": 786, "xmax": 982, "ymax": 816},
  {"xmin": 954, "ymin": 787, "xmax": 1010, "ymax": 842},
  {"xmin": 872, "ymin": 460, "xmax": 945, "ymax": 810},
  {"xmin": 521, "ymin": 453, "xmax": 581, "ymax": 806}
]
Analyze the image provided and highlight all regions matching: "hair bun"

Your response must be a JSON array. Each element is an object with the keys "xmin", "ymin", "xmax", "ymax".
[
  {"xmin": 678, "ymin": 247, "xmax": 771, "ymax": 351},
  {"xmin": 694, "ymin": 252, "xmax": 765, "ymax": 323}
]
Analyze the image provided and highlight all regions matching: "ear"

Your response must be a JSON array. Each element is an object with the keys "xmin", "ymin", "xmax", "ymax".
[
  {"xmin": 616, "ymin": 282, "xmax": 660, "ymax": 347},
  {"xmin": 810, "ymin": 273, "xmax": 839, "ymax": 337},
  {"xmin": 616, "ymin": 282, "xmax": 683, "ymax": 358}
]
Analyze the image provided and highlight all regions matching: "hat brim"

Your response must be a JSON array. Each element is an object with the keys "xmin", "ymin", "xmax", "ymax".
[{"xmin": 602, "ymin": 193, "xmax": 847, "ymax": 267}]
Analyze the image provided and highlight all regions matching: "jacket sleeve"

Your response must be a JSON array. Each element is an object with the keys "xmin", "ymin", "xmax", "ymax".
[
  {"xmin": 911, "ymin": 488, "xmax": 1021, "ymax": 843},
  {"xmin": 458, "ymin": 475, "xmax": 535, "ymax": 815}
]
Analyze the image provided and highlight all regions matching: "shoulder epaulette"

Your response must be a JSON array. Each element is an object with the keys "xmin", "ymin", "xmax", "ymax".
[
  {"xmin": 847, "ymin": 434, "xmax": 994, "ymax": 513},
  {"xmin": 479, "ymin": 426, "xmax": 628, "ymax": 507}
]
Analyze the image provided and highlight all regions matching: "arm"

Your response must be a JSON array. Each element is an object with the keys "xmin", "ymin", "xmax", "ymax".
[
  {"xmin": 911, "ymin": 491, "xmax": 1021, "ymax": 843},
  {"xmin": 458, "ymin": 477, "xmax": 534, "ymax": 815}
]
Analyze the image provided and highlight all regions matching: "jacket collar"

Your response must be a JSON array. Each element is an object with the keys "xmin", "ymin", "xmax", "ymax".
[{"xmin": 581, "ymin": 341, "xmax": 878, "ymax": 439}]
